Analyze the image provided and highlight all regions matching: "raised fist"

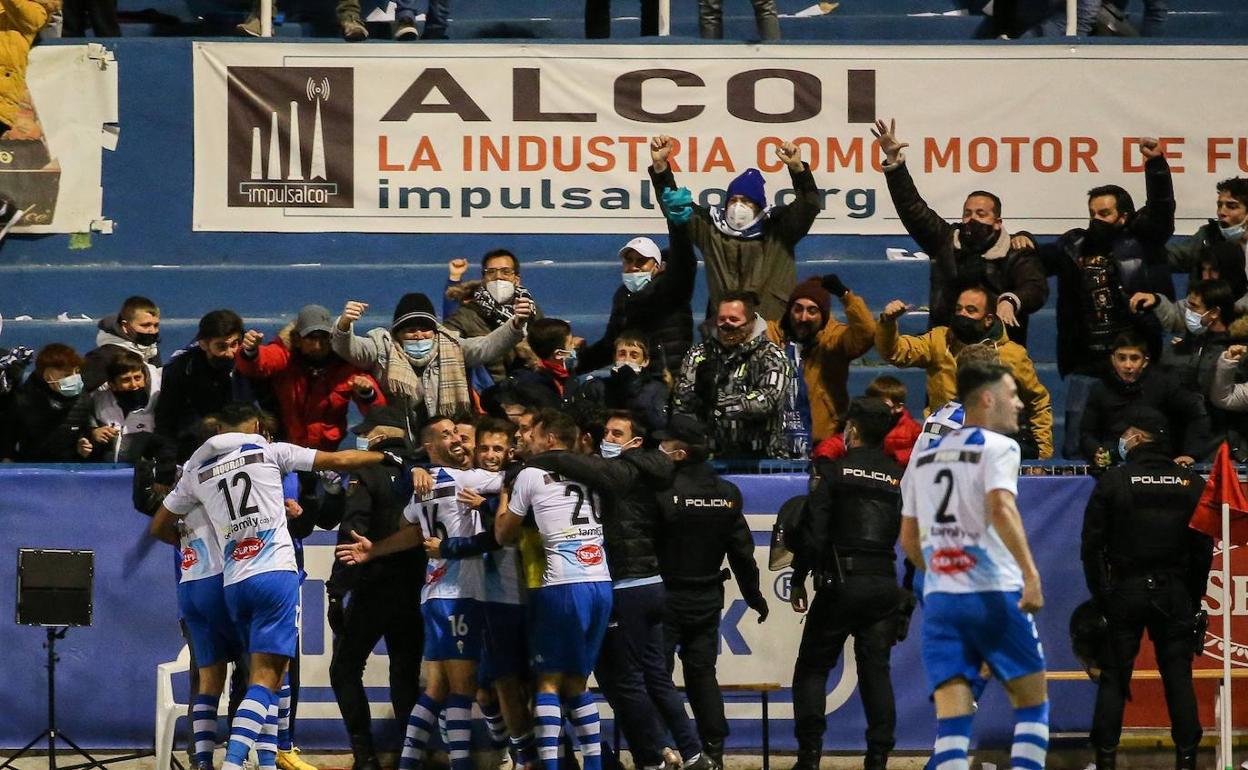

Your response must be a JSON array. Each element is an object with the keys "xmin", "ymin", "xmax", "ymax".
[
  {"xmin": 242, "ymin": 329, "xmax": 264, "ymax": 352},
  {"xmin": 651, "ymin": 135, "xmax": 673, "ymax": 171},
  {"xmin": 776, "ymin": 141, "xmax": 803, "ymax": 170},
  {"xmin": 1138, "ymin": 137, "xmax": 1163, "ymax": 160},
  {"xmin": 881, "ymin": 299, "xmax": 909, "ymax": 321},
  {"xmin": 338, "ymin": 300, "xmax": 368, "ymax": 331},
  {"xmin": 448, "ymin": 258, "xmax": 469, "ymax": 281}
]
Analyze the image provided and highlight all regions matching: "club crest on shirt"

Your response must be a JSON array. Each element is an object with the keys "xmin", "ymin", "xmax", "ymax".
[{"xmin": 230, "ymin": 537, "xmax": 264, "ymax": 561}]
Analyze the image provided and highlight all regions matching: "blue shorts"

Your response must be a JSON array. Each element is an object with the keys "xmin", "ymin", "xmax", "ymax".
[
  {"xmin": 922, "ymin": 591, "xmax": 1046, "ymax": 693},
  {"xmin": 530, "ymin": 582, "xmax": 612, "ymax": 677},
  {"xmin": 423, "ymin": 597, "xmax": 483, "ymax": 661},
  {"xmin": 224, "ymin": 570, "xmax": 300, "ymax": 659},
  {"xmin": 178, "ymin": 575, "xmax": 242, "ymax": 667},
  {"xmin": 480, "ymin": 602, "xmax": 528, "ymax": 685}
]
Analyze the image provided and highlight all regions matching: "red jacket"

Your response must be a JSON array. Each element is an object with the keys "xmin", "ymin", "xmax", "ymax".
[
  {"xmin": 236, "ymin": 342, "xmax": 384, "ymax": 450},
  {"xmin": 812, "ymin": 410, "xmax": 923, "ymax": 467}
]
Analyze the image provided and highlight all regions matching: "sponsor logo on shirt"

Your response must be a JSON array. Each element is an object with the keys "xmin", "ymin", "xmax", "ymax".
[
  {"xmin": 427, "ymin": 562, "xmax": 448, "ymax": 585},
  {"xmin": 575, "ymin": 544, "xmax": 604, "ymax": 566},
  {"xmin": 929, "ymin": 548, "xmax": 977, "ymax": 575},
  {"xmin": 231, "ymin": 537, "xmax": 264, "ymax": 561},
  {"xmin": 181, "ymin": 547, "xmax": 199, "ymax": 570}
]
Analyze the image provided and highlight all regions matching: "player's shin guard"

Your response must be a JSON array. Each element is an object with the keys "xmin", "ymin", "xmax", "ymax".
[
  {"xmin": 511, "ymin": 731, "xmax": 539, "ymax": 767},
  {"xmin": 398, "ymin": 693, "xmax": 442, "ymax": 770},
  {"xmin": 191, "ymin": 694, "xmax": 218, "ymax": 768},
  {"xmin": 567, "ymin": 692, "xmax": 602, "ymax": 770},
  {"xmin": 1010, "ymin": 702, "xmax": 1050, "ymax": 770},
  {"xmin": 223, "ymin": 685, "xmax": 273, "ymax": 770},
  {"xmin": 445, "ymin": 694, "xmax": 474, "ymax": 770},
  {"xmin": 535, "ymin": 692, "xmax": 564, "ymax": 770},
  {"xmin": 481, "ymin": 700, "xmax": 509, "ymax": 750},
  {"xmin": 277, "ymin": 677, "xmax": 293, "ymax": 752},
  {"xmin": 931, "ymin": 714, "xmax": 973, "ymax": 770},
  {"xmin": 256, "ymin": 702, "xmax": 279, "ymax": 770}
]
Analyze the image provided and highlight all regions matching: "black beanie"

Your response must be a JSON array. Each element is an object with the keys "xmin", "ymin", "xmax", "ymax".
[{"xmin": 392, "ymin": 292, "xmax": 437, "ymax": 331}]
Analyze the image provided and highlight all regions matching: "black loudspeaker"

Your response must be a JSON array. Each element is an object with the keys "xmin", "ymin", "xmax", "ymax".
[{"xmin": 16, "ymin": 549, "xmax": 93, "ymax": 627}]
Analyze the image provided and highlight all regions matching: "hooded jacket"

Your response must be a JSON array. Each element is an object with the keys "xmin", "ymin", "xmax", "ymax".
[
  {"xmin": 672, "ymin": 313, "xmax": 791, "ymax": 457},
  {"xmin": 568, "ymin": 365, "xmax": 670, "ymax": 434},
  {"xmin": 1167, "ymin": 220, "xmax": 1248, "ymax": 295},
  {"xmin": 63, "ymin": 377, "xmax": 160, "ymax": 463},
  {"xmin": 4, "ymin": 375, "xmax": 80, "ymax": 461},
  {"xmin": 82, "ymin": 313, "xmax": 163, "ymax": 393},
  {"xmin": 765, "ymin": 289, "xmax": 875, "ymax": 442},
  {"xmin": 650, "ymin": 162, "xmax": 821, "ymax": 322},
  {"xmin": 1079, "ymin": 365, "xmax": 1211, "ymax": 463},
  {"xmin": 0, "ymin": 0, "xmax": 47, "ymax": 130},
  {"xmin": 875, "ymin": 317, "xmax": 1054, "ymax": 458},
  {"xmin": 882, "ymin": 160, "xmax": 1049, "ymax": 345},
  {"xmin": 236, "ymin": 323, "xmax": 386, "ymax": 450}
]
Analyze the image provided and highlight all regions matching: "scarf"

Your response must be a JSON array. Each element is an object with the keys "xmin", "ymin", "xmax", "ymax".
[
  {"xmin": 709, "ymin": 204, "xmax": 772, "ymax": 240},
  {"xmin": 539, "ymin": 359, "xmax": 569, "ymax": 396},
  {"xmin": 386, "ymin": 330, "xmax": 473, "ymax": 421},
  {"xmin": 471, "ymin": 283, "xmax": 534, "ymax": 328}
]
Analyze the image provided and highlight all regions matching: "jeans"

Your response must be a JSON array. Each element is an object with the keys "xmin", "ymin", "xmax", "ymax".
[
  {"xmin": 1110, "ymin": 0, "xmax": 1168, "ymax": 36},
  {"xmin": 421, "ymin": 0, "xmax": 449, "ymax": 37},
  {"xmin": 698, "ymin": 0, "xmax": 780, "ymax": 40},
  {"xmin": 585, "ymin": 0, "xmax": 659, "ymax": 37}
]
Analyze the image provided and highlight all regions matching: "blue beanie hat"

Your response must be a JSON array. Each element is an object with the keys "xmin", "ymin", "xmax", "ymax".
[{"xmin": 726, "ymin": 168, "xmax": 766, "ymax": 208}]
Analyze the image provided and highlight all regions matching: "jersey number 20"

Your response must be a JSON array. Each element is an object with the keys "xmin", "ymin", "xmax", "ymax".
[{"xmin": 565, "ymin": 483, "xmax": 600, "ymax": 526}]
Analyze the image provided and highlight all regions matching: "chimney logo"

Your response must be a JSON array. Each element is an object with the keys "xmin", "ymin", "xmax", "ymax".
[{"xmin": 226, "ymin": 66, "xmax": 354, "ymax": 209}]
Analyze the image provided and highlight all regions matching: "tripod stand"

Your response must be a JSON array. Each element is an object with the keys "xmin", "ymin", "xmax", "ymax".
[{"xmin": 0, "ymin": 627, "xmax": 150, "ymax": 770}]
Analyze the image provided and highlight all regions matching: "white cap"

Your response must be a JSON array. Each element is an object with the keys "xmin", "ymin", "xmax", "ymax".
[{"xmin": 618, "ymin": 237, "xmax": 663, "ymax": 265}]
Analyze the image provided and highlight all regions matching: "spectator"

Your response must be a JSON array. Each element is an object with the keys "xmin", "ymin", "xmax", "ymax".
[
  {"xmin": 154, "ymin": 309, "xmax": 252, "ymax": 462},
  {"xmin": 1079, "ymin": 333, "xmax": 1211, "ymax": 469},
  {"xmin": 811, "ymin": 375, "xmax": 923, "ymax": 467},
  {"xmin": 872, "ymin": 119, "xmax": 1049, "ymax": 344},
  {"xmin": 579, "ymin": 232, "xmax": 697, "ymax": 379},
  {"xmin": 766, "ymin": 274, "xmax": 875, "ymax": 459},
  {"xmin": 68, "ymin": 351, "xmax": 159, "ymax": 462},
  {"xmin": 236, "ymin": 304, "xmax": 386, "ymax": 451},
  {"xmin": 502, "ymin": 318, "xmax": 577, "ymax": 410},
  {"xmin": 649, "ymin": 135, "xmax": 819, "ymax": 322},
  {"xmin": 876, "ymin": 286, "xmax": 1053, "ymax": 458},
  {"xmin": 1017, "ymin": 138, "xmax": 1175, "ymax": 458},
  {"xmin": 2, "ymin": 342, "xmax": 83, "ymax": 461},
  {"xmin": 445, "ymin": 249, "xmax": 545, "ymax": 381},
  {"xmin": 332, "ymin": 292, "xmax": 530, "ymax": 432},
  {"xmin": 0, "ymin": 344, "xmax": 34, "ymax": 456},
  {"xmin": 1133, "ymin": 279, "xmax": 1246, "ymax": 459},
  {"xmin": 1212, "ymin": 345, "xmax": 1248, "ymax": 428},
  {"xmin": 569, "ymin": 332, "xmax": 670, "ymax": 433},
  {"xmin": 0, "ymin": 0, "xmax": 59, "ymax": 135},
  {"xmin": 1107, "ymin": 0, "xmax": 1167, "ymax": 36},
  {"xmin": 698, "ymin": 0, "xmax": 779, "ymax": 39},
  {"xmin": 1168, "ymin": 177, "xmax": 1248, "ymax": 282},
  {"xmin": 585, "ymin": 0, "xmax": 657, "ymax": 37},
  {"xmin": 672, "ymin": 291, "xmax": 790, "ymax": 458},
  {"xmin": 332, "ymin": 0, "xmax": 421, "ymax": 39},
  {"xmin": 61, "ymin": 0, "xmax": 116, "ymax": 36},
  {"xmin": 82, "ymin": 295, "xmax": 162, "ymax": 393}
]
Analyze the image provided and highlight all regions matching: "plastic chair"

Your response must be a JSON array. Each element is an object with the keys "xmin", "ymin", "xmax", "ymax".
[{"xmin": 154, "ymin": 644, "xmax": 234, "ymax": 770}]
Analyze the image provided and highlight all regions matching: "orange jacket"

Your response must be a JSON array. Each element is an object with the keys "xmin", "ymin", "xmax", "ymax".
[{"xmin": 0, "ymin": 0, "xmax": 47, "ymax": 129}]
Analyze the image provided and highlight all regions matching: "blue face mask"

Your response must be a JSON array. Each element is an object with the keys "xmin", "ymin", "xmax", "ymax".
[
  {"xmin": 622, "ymin": 271, "xmax": 653, "ymax": 293},
  {"xmin": 600, "ymin": 440, "xmax": 623, "ymax": 459},
  {"xmin": 56, "ymin": 373, "xmax": 83, "ymax": 397},
  {"xmin": 403, "ymin": 339, "xmax": 434, "ymax": 359},
  {"xmin": 1118, "ymin": 436, "xmax": 1131, "ymax": 460},
  {"xmin": 1221, "ymin": 222, "xmax": 1246, "ymax": 242},
  {"xmin": 355, "ymin": 435, "xmax": 371, "ymax": 451}
]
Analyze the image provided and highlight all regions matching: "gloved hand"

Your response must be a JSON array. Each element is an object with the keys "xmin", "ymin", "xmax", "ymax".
[
  {"xmin": 747, "ymin": 595, "xmax": 770, "ymax": 623},
  {"xmin": 661, "ymin": 187, "xmax": 694, "ymax": 226},
  {"xmin": 327, "ymin": 595, "xmax": 345, "ymax": 635},
  {"xmin": 821, "ymin": 274, "xmax": 849, "ymax": 298}
]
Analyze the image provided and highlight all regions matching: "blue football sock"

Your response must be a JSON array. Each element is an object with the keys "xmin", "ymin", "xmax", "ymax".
[
  {"xmin": 191, "ymin": 694, "xmax": 218, "ymax": 768},
  {"xmin": 223, "ymin": 685, "xmax": 273, "ymax": 770},
  {"xmin": 445, "ymin": 694, "xmax": 474, "ymax": 770},
  {"xmin": 567, "ymin": 692, "xmax": 602, "ymax": 770},
  {"xmin": 277, "ymin": 676, "xmax": 293, "ymax": 752},
  {"xmin": 535, "ymin": 692, "xmax": 564, "ymax": 770},
  {"xmin": 398, "ymin": 693, "xmax": 441, "ymax": 770},
  {"xmin": 931, "ymin": 713, "xmax": 973, "ymax": 770},
  {"xmin": 1010, "ymin": 702, "xmax": 1050, "ymax": 770}
]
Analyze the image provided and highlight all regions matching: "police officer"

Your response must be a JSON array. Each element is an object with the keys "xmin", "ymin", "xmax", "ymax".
[
  {"xmin": 327, "ymin": 406, "xmax": 426, "ymax": 770},
  {"xmin": 654, "ymin": 414, "xmax": 769, "ymax": 768},
  {"xmin": 788, "ymin": 398, "xmax": 905, "ymax": 770},
  {"xmin": 1081, "ymin": 407, "xmax": 1212, "ymax": 770}
]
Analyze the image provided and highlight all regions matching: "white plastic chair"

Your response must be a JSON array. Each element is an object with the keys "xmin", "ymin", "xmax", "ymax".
[{"xmin": 154, "ymin": 644, "xmax": 235, "ymax": 770}]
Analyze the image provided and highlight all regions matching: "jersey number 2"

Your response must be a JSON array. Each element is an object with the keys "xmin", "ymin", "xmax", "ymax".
[
  {"xmin": 217, "ymin": 471, "xmax": 260, "ymax": 521},
  {"xmin": 933, "ymin": 468, "xmax": 956, "ymax": 524}
]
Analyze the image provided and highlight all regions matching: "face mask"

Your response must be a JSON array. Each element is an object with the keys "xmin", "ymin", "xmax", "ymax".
[
  {"xmin": 613, "ymin": 361, "xmax": 643, "ymax": 375},
  {"xmin": 949, "ymin": 315, "xmax": 987, "ymax": 344},
  {"xmin": 1221, "ymin": 222, "xmax": 1247, "ymax": 242},
  {"xmin": 1084, "ymin": 219, "xmax": 1121, "ymax": 251},
  {"xmin": 600, "ymin": 440, "xmax": 623, "ymax": 459},
  {"xmin": 718, "ymin": 323, "xmax": 750, "ymax": 346},
  {"xmin": 355, "ymin": 435, "xmax": 372, "ymax": 451},
  {"xmin": 207, "ymin": 354, "xmax": 235, "ymax": 371},
  {"xmin": 556, "ymin": 350, "xmax": 577, "ymax": 371},
  {"xmin": 403, "ymin": 339, "xmax": 435, "ymax": 359},
  {"xmin": 56, "ymin": 373, "xmax": 83, "ymax": 397},
  {"xmin": 1184, "ymin": 306, "xmax": 1210, "ymax": 335},
  {"xmin": 116, "ymin": 389, "xmax": 149, "ymax": 412},
  {"xmin": 486, "ymin": 280, "xmax": 516, "ymax": 304},
  {"xmin": 725, "ymin": 201, "xmax": 756, "ymax": 230},
  {"xmin": 131, "ymin": 331, "xmax": 159, "ymax": 347},
  {"xmin": 622, "ymin": 271, "xmax": 653, "ymax": 293},
  {"xmin": 1118, "ymin": 436, "xmax": 1131, "ymax": 460},
  {"xmin": 959, "ymin": 220, "xmax": 997, "ymax": 253}
]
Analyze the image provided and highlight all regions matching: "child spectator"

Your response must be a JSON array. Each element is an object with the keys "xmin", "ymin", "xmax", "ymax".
[
  {"xmin": 569, "ymin": 332, "xmax": 670, "ymax": 433},
  {"xmin": 812, "ymin": 375, "xmax": 922, "ymax": 466},
  {"xmin": 1, "ymin": 342, "xmax": 84, "ymax": 461},
  {"xmin": 71, "ymin": 351, "xmax": 158, "ymax": 462}
]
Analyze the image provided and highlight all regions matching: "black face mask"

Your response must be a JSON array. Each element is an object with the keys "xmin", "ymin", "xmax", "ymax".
[
  {"xmin": 207, "ymin": 354, "xmax": 235, "ymax": 371},
  {"xmin": 1084, "ymin": 219, "xmax": 1122, "ymax": 252},
  {"xmin": 950, "ymin": 315, "xmax": 989, "ymax": 344},
  {"xmin": 131, "ymin": 331, "xmax": 160, "ymax": 347},
  {"xmin": 959, "ymin": 220, "xmax": 998, "ymax": 253},
  {"xmin": 116, "ymin": 389, "xmax": 149, "ymax": 412}
]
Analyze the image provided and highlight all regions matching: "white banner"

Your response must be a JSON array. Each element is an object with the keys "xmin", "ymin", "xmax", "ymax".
[
  {"xmin": 19, "ymin": 44, "xmax": 117, "ymax": 234},
  {"xmin": 192, "ymin": 42, "xmax": 1248, "ymax": 235}
]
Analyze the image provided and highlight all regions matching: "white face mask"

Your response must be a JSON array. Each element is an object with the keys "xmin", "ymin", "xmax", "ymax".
[
  {"xmin": 726, "ymin": 201, "xmax": 756, "ymax": 230},
  {"xmin": 1221, "ymin": 222, "xmax": 1247, "ymax": 242},
  {"xmin": 613, "ymin": 361, "xmax": 643, "ymax": 374},
  {"xmin": 355, "ymin": 435, "xmax": 371, "ymax": 451},
  {"xmin": 1184, "ymin": 306, "xmax": 1210, "ymax": 335},
  {"xmin": 486, "ymin": 280, "xmax": 516, "ymax": 304}
]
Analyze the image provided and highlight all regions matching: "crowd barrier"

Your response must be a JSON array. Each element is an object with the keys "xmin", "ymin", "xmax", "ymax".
[{"xmin": 0, "ymin": 467, "xmax": 1242, "ymax": 751}]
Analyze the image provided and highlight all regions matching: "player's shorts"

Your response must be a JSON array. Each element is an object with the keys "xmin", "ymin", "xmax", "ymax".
[
  {"xmin": 423, "ymin": 597, "xmax": 484, "ymax": 661},
  {"xmin": 479, "ymin": 602, "xmax": 528, "ymax": 685},
  {"xmin": 922, "ymin": 590, "xmax": 1046, "ymax": 693},
  {"xmin": 178, "ymin": 574, "xmax": 242, "ymax": 666},
  {"xmin": 529, "ymin": 581, "xmax": 613, "ymax": 677},
  {"xmin": 224, "ymin": 569, "xmax": 300, "ymax": 658}
]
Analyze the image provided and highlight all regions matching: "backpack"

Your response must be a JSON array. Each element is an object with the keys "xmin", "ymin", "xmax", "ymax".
[{"xmin": 768, "ymin": 494, "xmax": 811, "ymax": 571}]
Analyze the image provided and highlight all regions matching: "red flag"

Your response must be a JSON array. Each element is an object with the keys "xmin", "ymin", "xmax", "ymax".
[{"xmin": 1189, "ymin": 441, "xmax": 1248, "ymax": 541}]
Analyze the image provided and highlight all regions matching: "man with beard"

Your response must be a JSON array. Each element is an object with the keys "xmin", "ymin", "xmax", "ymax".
[
  {"xmin": 237, "ymin": 304, "xmax": 386, "ymax": 450},
  {"xmin": 445, "ymin": 249, "xmax": 546, "ymax": 382},
  {"xmin": 871, "ymin": 119, "xmax": 1048, "ymax": 345},
  {"xmin": 82, "ymin": 295, "xmax": 164, "ymax": 392},
  {"xmin": 876, "ymin": 286, "xmax": 1053, "ymax": 459},
  {"xmin": 765, "ymin": 274, "xmax": 876, "ymax": 459}
]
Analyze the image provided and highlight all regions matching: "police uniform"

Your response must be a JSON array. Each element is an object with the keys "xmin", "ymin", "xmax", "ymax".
[
  {"xmin": 791, "ymin": 447, "xmax": 904, "ymax": 770},
  {"xmin": 1081, "ymin": 433, "xmax": 1211, "ymax": 770},
  {"xmin": 655, "ymin": 421, "xmax": 767, "ymax": 766}
]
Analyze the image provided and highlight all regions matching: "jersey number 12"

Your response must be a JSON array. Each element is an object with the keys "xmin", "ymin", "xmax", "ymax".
[{"xmin": 217, "ymin": 471, "xmax": 259, "ymax": 521}]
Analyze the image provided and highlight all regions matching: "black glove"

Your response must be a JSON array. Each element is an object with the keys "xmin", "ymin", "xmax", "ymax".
[
  {"xmin": 327, "ymin": 594, "xmax": 345, "ymax": 635},
  {"xmin": 747, "ymin": 595, "xmax": 770, "ymax": 623},
  {"xmin": 1192, "ymin": 609, "xmax": 1209, "ymax": 656},
  {"xmin": 895, "ymin": 590, "xmax": 919, "ymax": 643},
  {"xmin": 821, "ymin": 274, "xmax": 849, "ymax": 298},
  {"xmin": 379, "ymin": 450, "xmax": 405, "ymax": 470}
]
